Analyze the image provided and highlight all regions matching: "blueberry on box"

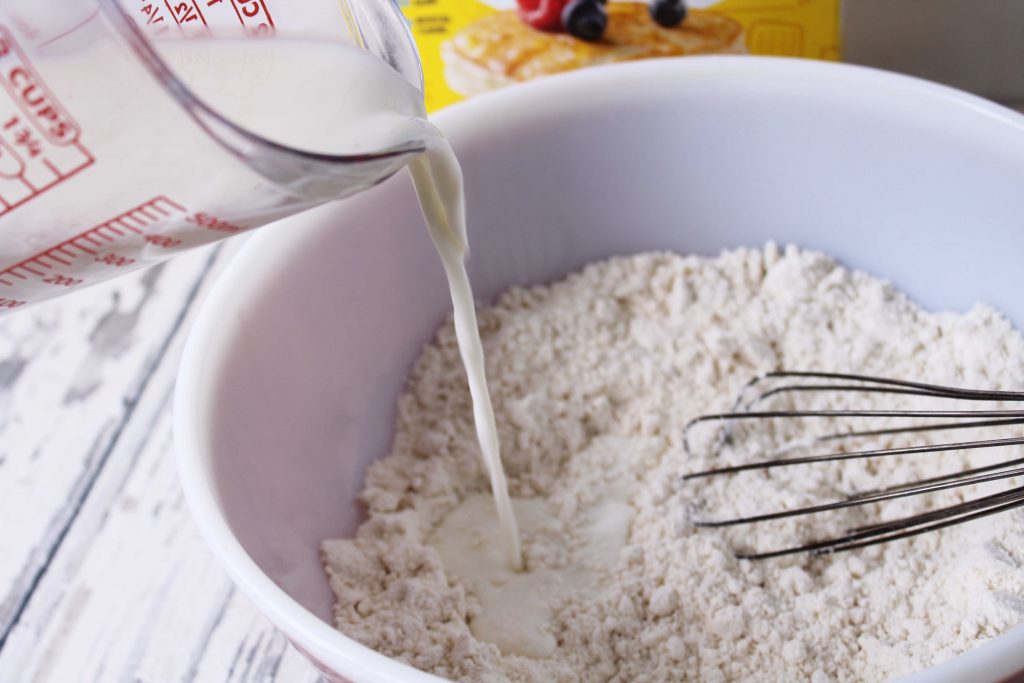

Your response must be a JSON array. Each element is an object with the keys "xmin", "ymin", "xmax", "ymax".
[
  {"xmin": 650, "ymin": 0, "xmax": 687, "ymax": 28},
  {"xmin": 562, "ymin": 0, "xmax": 608, "ymax": 41}
]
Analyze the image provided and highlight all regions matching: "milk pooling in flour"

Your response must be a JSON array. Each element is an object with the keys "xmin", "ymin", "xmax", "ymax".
[
  {"xmin": 163, "ymin": 38, "xmax": 523, "ymax": 569},
  {"xmin": 407, "ymin": 144, "xmax": 523, "ymax": 570}
]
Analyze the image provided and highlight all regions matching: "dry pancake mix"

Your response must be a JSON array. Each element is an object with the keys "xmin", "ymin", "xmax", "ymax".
[{"xmin": 322, "ymin": 246, "xmax": 1024, "ymax": 682}]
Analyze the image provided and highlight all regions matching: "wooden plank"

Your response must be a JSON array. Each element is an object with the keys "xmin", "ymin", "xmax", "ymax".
[
  {"xmin": 0, "ymin": 236, "xmax": 320, "ymax": 682},
  {"xmin": 0, "ymin": 372, "xmax": 318, "ymax": 682},
  {"xmin": 0, "ymin": 246, "xmax": 224, "ymax": 643},
  {"xmin": 187, "ymin": 591, "xmax": 323, "ymax": 683}
]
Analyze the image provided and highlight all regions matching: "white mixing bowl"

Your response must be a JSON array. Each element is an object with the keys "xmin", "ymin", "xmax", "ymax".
[{"xmin": 175, "ymin": 57, "xmax": 1024, "ymax": 683}]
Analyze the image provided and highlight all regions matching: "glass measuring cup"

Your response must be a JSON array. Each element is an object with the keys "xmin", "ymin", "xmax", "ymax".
[{"xmin": 0, "ymin": 0, "xmax": 426, "ymax": 312}]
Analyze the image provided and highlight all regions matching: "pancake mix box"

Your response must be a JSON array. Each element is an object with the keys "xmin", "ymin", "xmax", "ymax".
[{"xmin": 397, "ymin": 0, "xmax": 841, "ymax": 111}]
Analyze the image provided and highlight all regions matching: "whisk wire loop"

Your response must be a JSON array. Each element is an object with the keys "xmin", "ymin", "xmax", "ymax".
[{"xmin": 683, "ymin": 371, "xmax": 1024, "ymax": 560}]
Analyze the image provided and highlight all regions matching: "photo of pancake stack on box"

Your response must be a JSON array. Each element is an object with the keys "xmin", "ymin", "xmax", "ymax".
[{"xmin": 397, "ymin": 0, "xmax": 840, "ymax": 111}]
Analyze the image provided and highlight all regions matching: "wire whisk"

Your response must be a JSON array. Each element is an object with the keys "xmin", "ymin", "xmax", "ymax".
[{"xmin": 682, "ymin": 371, "xmax": 1024, "ymax": 560}]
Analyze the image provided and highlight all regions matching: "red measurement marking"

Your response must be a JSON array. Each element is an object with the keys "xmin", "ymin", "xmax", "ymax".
[
  {"xmin": 0, "ymin": 39, "xmax": 79, "ymax": 159},
  {"xmin": 186, "ymin": 211, "xmax": 242, "ymax": 234},
  {"xmin": 110, "ymin": 218, "xmax": 145, "ymax": 234},
  {"xmin": 138, "ymin": 0, "xmax": 271, "ymax": 35},
  {"xmin": 0, "ymin": 196, "xmax": 186, "ymax": 289},
  {"xmin": 0, "ymin": 25, "xmax": 94, "ymax": 218},
  {"xmin": 140, "ymin": 2, "xmax": 169, "ymax": 29},
  {"xmin": 0, "ymin": 135, "xmax": 24, "ymax": 178},
  {"xmin": 163, "ymin": 0, "xmax": 208, "ymax": 27},
  {"xmin": 41, "ymin": 253, "xmax": 71, "ymax": 266},
  {"xmin": 144, "ymin": 234, "xmax": 183, "ymax": 248},
  {"xmin": 42, "ymin": 273, "xmax": 82, "ymax": 287},
  {"xmin": 135, "ymin": 205, "xmax": 161, "ymax": 221},
  {"xmin": 149, "ymin": 200, "xmax": 175, "ymax": 216},
  {"xmin": 0, "ymin": 296, "xmax": 25, "ymax": 308},
  {"xmin": 95, "ymin": 253, "xmax": 135, "ymax": 267},
  {"xmin": 229, "ymin": 0, "xmax": 275, "ymax": 34},
  {"xmin": 0, "ymin": 53, "xmax": 80, "ymax": 145}
]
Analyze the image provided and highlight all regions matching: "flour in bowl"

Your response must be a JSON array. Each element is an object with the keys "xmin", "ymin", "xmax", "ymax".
[{"xmin": 321, "ymin": 245, "xmax": 1024, "ymax": 682}]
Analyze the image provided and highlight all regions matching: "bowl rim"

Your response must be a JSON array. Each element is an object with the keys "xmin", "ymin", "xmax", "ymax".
[{"xmin": 174, "ymin": 54, "xmax": 1024, "ymax": 683}]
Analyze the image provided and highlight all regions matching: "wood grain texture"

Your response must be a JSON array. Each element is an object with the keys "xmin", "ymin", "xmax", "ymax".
[
  {"xmin": 0, "ymin": 238, "xmax": 320, "ymax": 682},
  {"xmin": 0, "ymin": 249, "xmax": 214, "ymax": 641}
]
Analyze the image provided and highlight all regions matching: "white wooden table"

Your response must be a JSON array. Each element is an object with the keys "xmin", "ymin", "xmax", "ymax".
[{"xmin": 0, "ymin": 239, "xmax": 322, "ymax": 683}]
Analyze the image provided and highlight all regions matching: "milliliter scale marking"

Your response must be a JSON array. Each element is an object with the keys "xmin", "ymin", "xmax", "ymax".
[{"xmin": 0, "ymin": 196, "xmax": 186, "ymax": 308}]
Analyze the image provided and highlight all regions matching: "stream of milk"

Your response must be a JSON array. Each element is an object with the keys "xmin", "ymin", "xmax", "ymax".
[{"xmin": 163, "ymin": 37, "xmax": 523, "ymax": 569}]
